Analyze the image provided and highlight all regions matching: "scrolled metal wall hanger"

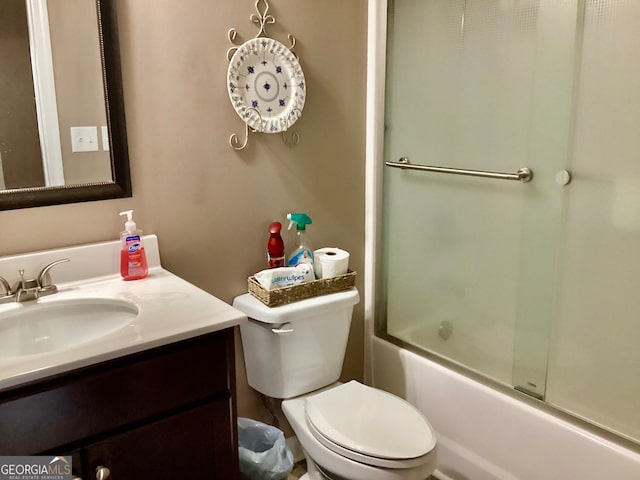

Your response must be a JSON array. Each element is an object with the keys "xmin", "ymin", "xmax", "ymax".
[{"xmin": 226, "ymin": 0, "xmax": 305, "ymax": 150}]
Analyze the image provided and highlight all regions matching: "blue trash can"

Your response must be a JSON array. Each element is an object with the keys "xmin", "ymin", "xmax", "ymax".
[{"xmin": 238, "ymin": 417, "xmax": 294, "ymax": 480}]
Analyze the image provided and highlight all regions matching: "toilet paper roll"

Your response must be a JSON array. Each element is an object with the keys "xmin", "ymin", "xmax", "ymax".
[{"xmin": 314, "ymin": 247, "xmax": 350, "ymax": 279}]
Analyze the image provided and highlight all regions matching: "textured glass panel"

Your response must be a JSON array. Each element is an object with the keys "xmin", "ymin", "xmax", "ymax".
[
  {"xmin": 382, "ymin": 0, "xmax": 572, "ymax": 385},
  {"xmin": 510, "ymin": 0, "xmax": 580, "ymax": 399},
  {"xmin": 381, "ymin": 0, "xmax": 640, "ymax": 445},
  {"xmin": 545, "ymin": 0, "xmax": 640, "ymax": 443}
]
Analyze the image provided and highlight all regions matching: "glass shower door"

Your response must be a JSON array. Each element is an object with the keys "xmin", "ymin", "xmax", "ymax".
[
  {"xmin": 382, "ymin": 0, "xmax": 578, "ymax": 396},
  {"xmin": 381, "ymin": 0, "xmax": 640, "ymax": 444}
]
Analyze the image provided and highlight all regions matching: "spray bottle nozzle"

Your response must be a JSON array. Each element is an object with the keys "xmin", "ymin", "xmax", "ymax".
[
  {"xmin": 119, "ymin": 210, "xmax": 137, "ymax": 233},
  {"xmin": 287, "ymin": 213, "xmax": 312, "ymax": 231}
]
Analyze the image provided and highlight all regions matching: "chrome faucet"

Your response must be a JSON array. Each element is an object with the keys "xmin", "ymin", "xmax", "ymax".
[{"xmin": 1, "ymin": 258, "xmax": 71, "ymax": 303}]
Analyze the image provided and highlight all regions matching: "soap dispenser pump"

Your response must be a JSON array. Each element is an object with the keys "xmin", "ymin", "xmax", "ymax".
[{"xmin": 119, "ymin": 210, "xmax": 148, "ymax": 280}]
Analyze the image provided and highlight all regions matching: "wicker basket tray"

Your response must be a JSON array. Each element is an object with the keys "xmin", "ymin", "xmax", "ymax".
[{"xmin": 248, "ymin": 270, "xmax": 356, "ymax": 307}]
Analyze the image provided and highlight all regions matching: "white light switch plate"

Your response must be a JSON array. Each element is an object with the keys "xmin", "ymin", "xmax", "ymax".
[
  {"xmin": 101, "ymin": 126, "xmax": 110, "ymax": 151},
  {"xmin": 70, "ymin": 126, "xmax": 99, "ymax": 152}
]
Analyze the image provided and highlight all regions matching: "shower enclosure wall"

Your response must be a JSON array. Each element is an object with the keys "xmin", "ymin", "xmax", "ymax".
[{"xmin": 376, "ymin": 0, "xmax": 640, "ymax": 446}]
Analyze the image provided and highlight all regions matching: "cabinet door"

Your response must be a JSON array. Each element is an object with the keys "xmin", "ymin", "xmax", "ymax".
[{"xmin": 84, "ymin": 400, "xmax": 239, "ymax": 480}]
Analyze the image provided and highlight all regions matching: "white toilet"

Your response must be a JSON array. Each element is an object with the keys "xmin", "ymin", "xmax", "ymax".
[{"xmin": 233, "ymin": 289, "xmax": 437, "ymax": 480}]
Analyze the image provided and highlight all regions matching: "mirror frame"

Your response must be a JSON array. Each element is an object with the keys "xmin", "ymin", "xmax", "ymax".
[{"xmin": 0, "ymin": 0, "xmax": 131, "ymax": 211}]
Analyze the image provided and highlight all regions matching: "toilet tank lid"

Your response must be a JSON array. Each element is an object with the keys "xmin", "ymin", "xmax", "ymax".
[{"xmin": 232, "ymin": 288, "xmax": 359, "ymax": 324}]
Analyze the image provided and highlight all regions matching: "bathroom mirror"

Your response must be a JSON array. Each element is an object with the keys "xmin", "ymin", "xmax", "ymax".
[{"xmin": 0, "ymin": 0, "xmax": 130, "ymax": 211}]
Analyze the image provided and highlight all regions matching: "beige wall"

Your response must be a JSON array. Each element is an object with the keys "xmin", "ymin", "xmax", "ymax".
[{"xmin": 0, "ymin": 0, "xmax": 368, "ymax": 425}]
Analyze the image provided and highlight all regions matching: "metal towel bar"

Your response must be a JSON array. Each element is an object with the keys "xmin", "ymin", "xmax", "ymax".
[{"xmin": 385, "ymin": 157, "xmax": 533, "ymax": 183}]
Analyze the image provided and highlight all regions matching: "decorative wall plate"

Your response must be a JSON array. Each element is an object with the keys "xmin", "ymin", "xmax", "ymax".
[{"xmin": 227, "ymin": 37, "xmax": 305, "ymax": 133}]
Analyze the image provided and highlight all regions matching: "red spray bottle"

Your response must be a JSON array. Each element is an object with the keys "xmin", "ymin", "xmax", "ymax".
[{"xmin": 267, "ymin": 221, "xmax": 285, "ymax": 268}]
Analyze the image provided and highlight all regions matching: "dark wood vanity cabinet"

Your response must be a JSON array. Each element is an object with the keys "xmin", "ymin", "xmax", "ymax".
[{"xmin": 0, "ymin": 329, "xmax": 241, "ymax": 480}]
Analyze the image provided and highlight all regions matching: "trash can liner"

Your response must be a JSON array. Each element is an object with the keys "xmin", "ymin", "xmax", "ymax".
[{"xmin": 238, "ymin": 417, "xmax": 294, "ymax": 480}]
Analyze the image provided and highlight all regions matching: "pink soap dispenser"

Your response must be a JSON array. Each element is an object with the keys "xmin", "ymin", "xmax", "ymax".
[{"xmin": 119, "ymin": 210, "xmax": 148, "ymax": 280}]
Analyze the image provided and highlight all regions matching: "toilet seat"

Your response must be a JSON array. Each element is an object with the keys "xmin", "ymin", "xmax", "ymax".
[{"xmin": 304, "ymin": 381, "xmax": 436, "ymax": 469}]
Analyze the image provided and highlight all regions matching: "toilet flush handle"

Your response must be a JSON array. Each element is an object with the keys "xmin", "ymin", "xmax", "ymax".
[{"xmin": 271, "ymin": 322, "xmax": 294, "ymax": 335}]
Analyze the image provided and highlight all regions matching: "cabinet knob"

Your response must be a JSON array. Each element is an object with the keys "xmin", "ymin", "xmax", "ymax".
[{"xmin": 95, "ymin": 466, "xmax": 111, "ymax": 480}]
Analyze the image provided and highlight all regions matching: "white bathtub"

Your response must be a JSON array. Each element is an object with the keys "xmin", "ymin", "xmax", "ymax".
[{"xmin": 370, "ymin": 336, "xmax": 640, "ymax": 480}]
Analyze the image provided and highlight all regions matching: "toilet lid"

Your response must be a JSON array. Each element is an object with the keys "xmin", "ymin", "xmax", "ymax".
[{"xmin": 304, "ymin": 381, "xmax": 435, "ymax": 462}]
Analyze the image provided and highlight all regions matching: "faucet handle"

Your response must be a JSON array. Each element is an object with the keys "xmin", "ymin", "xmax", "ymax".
[
  {"xmin": 37, "ymin": 258, "xmax": 71, "ymax": 290},
  {"xmin": 0, "ymin": 276, "xmax": 12, "ymax": 296}
]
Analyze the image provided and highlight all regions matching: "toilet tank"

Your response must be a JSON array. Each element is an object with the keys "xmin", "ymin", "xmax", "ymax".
[{"xmin": 232, "ymin": 289, "xmax": 359, "ymax": 399}]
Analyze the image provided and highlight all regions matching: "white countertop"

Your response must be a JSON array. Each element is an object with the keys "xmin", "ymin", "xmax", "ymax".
[{"xmin": 0, "ymin": 235, "xmax": 247, "ymax": 391}]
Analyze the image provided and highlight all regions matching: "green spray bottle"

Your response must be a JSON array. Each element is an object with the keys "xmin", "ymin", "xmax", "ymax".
[{"xmin": 286, "ymin": 213, "xmax": 314, "ymax": 267}]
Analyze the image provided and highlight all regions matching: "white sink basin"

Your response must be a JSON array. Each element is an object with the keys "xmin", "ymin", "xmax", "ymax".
[
  {"xmin": 0, "ymin": 235, "xmax": 246, "ymax": 391},
  {"xmin": 0, "ymin": 299, "xmax": 138, "ymax": 357}
]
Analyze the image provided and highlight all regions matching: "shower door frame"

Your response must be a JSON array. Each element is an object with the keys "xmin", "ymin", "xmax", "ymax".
[{"xmin": 363, "ymin": 0, "xmax": 386, "ymax": 385}]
